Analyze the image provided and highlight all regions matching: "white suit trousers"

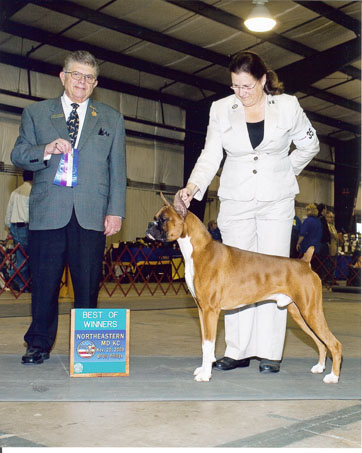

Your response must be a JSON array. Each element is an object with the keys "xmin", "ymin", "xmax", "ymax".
[{"xmin": 217, "ymin": 197, "xmax": 295, "ymax": 360}]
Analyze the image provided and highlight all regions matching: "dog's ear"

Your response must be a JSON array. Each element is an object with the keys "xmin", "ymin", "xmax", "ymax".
[
  {"xmin": 173, "ymin": 190, "xmax": 188, "ymax": 218},
  {"xmin": 160, "ymin": 192, "xmax": 171, "ymax": 207}
]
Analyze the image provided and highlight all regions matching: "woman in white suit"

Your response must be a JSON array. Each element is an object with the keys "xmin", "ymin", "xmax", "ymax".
[{"xmin": 180, "ymin": 52, "xmax": 320, "ymax": 373}]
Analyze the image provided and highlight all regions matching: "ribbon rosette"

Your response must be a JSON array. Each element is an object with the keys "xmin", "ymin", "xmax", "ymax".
[{"xmin": 53, "ymin": 149, "xmax": 79, "ymax": 187}]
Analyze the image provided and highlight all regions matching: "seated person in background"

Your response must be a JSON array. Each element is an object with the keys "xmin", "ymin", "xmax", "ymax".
[
  {"xmin": 326, "ymin": 211, "xmax": 338, "ymax": 284},
  {"xmin": 208, "ymin": 220, "xmax": 222, "ymax": 242}
]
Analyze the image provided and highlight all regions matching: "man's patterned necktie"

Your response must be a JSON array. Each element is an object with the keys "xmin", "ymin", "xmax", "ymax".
[{"xmin": 67, "ymin": 103, "xmax": 79, "ymax": 148}]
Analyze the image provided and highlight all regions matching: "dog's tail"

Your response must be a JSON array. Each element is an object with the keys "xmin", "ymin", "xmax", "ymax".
[{"xmin": 301, "ymin": 246, "xmax": 314, "ymax": 263}]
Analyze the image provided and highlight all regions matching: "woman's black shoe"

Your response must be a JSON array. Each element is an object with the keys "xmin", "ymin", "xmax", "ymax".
[
  {"xmin": 259, "ymin": 359, "xmax": 280, "ymax": 373},
  {"xmin": 213, "ymin": 357, "xmax": 250, "ymax": 371}
]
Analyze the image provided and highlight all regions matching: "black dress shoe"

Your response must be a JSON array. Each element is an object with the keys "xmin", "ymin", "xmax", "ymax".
[
  {"xmin": 21, "ymin": 347, "xmax": 50, "ymax": 365},
  {"xmin": 259, "ymin": 359, "xmax": 280, "ymax": 373},
  {"xmin": 213, "ymin": 356, "xmax": 250, "ymax": 371}
]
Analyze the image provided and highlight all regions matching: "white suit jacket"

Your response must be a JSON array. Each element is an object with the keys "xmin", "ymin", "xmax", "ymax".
[{"xmin": 189, "ymin": 93, "xmax": 320, "ymax": 202}]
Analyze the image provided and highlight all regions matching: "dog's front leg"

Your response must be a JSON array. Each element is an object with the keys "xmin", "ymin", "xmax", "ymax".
[
  {"xmin": 194, "ymin": 340, "xmax": 216, "ymax": 382},
  {"xmin": 194, "ymin": 308, "xmax": 218, "ymax": 382}
]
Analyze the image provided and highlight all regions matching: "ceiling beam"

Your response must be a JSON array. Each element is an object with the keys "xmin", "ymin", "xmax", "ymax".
[
  {"xmin": 301, "ymin": 86, "xmax": 360, "ymax": 113},
  {"xmin": 305, "ymin": 165, "xmax": 334, "ymax": 175},
  {"xmin": 276, "ymin": 37, "xmax": 361, "ymax": 93},
  {"xmin": 0, "ymin": 0, "xmax": 30, "ymax": 24},
  {"xmin": 0, "ymin": 88, "xmax": 43, "ymax": 102},
  {"xmin": 11, "ymin": 0, "xmax": 362, "ymax": 90},
  {"xmin": 166, "ymin": 0, "xmax": 361, "ymax": 111},
  {"xmin": 341, "ymin": 64, "xmax": 361, "ymax": 80},
  {"xmin": 0, "ymin": 103, "xmax": 23, "ymax": 115},
  {"xmin": 166, "ymin": 0, "xmax": 315, "ymax": 57},
  {"xmin": 307, "ymin": 110, "xmax": 360, "ymax": 134},
  {"xmin": 3, "ymin": 20, "xmax": 227, "ymax": 95},
  {"xmin": 295, "ymin": 1, "xmax": 361, "ymax": 36},
  {"xmin": 166, "ymin": 0, "xmax": 361, "ymax": 79},
  {"xmin": 317, "ymin": 134, "xmax": 345, "ymax": 148},
  {"xmin": 0, "ymin": 51, "xmax": 193, "ymax": 109},
  {"xmin": 29, "ymin": 0, "xmax": 230, "ymax": 67},
  {"xmin": 1, "ymin": 1, "xmax": 360, "ymax": 135},
  {"xmin": 3, "ymin": 19, "xmax": 359, "ymax": 114}
]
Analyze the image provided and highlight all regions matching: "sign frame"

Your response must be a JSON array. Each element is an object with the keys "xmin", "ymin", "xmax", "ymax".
[{"xmin": 70, "ymin": 308, "xmax": 130, "ymax": 378}]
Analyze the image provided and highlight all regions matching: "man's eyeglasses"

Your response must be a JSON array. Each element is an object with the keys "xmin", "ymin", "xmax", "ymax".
[
  {"xmin": 230, "ymin": 81, "xmax": 258, "ymax": 92},
  {"xmin": 64, "ymin": 71, "xmax": 97, "ymax": 84}
]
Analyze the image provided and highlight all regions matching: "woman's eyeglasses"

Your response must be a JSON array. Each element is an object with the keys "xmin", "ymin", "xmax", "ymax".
[{"xmin": 230, "ymin": 81, "xmax": 258, "ymax": 92}]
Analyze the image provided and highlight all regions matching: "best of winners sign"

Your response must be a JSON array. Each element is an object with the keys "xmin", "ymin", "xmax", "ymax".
[{"xmin": 70, "ymin": 308, "xmax": 130, "ymax": 377}]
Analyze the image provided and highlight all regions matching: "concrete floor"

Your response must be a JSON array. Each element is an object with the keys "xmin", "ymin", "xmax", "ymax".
[{"xmin": 0, "ymin": 288, "xmax": 360, "ymax": 449}]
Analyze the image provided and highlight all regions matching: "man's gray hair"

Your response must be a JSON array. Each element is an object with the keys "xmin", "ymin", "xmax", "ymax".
[{"xmin": 63, "ymin": 50, "xmax": 100, "ymax": 78}]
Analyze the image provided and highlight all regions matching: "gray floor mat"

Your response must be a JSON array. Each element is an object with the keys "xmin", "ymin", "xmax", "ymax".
[{"xmin": 0, "ymin": 355, "xmax": 359, "ymax": 401}]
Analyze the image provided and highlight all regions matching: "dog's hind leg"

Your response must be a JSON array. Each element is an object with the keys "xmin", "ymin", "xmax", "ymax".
[
  {"xmin": 304, "ymin": 312, "xmax": 342, "ymax": 383},
  {"xmin": 292, "ymin": 292, "xmax": 342, "ymax": 384},
  {"xmin": 287, "ymin": 302, "xmax": 327, "ymax": 374},
  {"xmin": 194, "ymin": 307, "xmax": 219, "ymax": 382}
]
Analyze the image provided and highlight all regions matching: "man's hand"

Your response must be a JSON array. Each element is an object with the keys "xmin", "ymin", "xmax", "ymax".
[
  {"xmin": 44, "ymin": 138, "xmax": 72, "ymax": 158},
  {"xmin": 104, "ymin": 215, "xmax": 122, "ymax": 237}
]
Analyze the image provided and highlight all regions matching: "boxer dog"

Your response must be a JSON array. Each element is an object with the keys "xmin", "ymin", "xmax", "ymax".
[{"xmin": 146, "ymin": 192, "xmax": 342, "ymax": 384}]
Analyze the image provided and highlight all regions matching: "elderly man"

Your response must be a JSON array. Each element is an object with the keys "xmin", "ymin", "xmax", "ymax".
[{"xmin": 11, "ymin": 50, "xmax": 127, "ymax": 364}]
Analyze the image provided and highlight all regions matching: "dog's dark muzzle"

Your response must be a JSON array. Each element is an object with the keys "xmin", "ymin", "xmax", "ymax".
[{"xmin": 146, "ymin": 220, "xmax": 166, "ymax": 242}]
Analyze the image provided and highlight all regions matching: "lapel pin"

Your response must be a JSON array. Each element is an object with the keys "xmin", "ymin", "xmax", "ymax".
[
  {"xmin": 232, "ymin": 104, "xmax": 238, "ymax": 109},
  {"xmin": 90, "ymin": 105, "xmax": 97, "ymax": 117}
]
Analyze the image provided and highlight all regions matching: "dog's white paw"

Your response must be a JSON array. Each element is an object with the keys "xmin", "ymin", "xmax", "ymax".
[
  {"xmin": 194, "ymin": 371, "xmax": 211, "ymax": 382},
  {"xmin": 193, "ymin": 366, "xmax": 212, "ymax": 382},
  {"xmin": 311, "ymin": 363, "xmax": 325, "ymax": 374},
  {"xmin": 323, "ymin": 372, "xmax": 339, "ymax": 384}
]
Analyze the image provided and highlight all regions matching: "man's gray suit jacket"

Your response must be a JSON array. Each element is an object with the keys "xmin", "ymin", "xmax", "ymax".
[{"xmin": 11, "ymin": 97, "xmax": 126, "ymax": 232}]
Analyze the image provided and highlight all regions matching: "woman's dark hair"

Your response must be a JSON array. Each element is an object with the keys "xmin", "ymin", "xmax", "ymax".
[
  {"xmin": 229, "ymin": 51, "xmax": 284, "ymax": 95},
  {"xmin": 317, "ymin": 203, "xmax": 326, "ymax": 215}
]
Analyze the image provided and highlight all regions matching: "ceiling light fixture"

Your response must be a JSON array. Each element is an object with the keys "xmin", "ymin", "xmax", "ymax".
[{"xmin": 244, "ymin": 0, "xmax": 276, "ymax": 33}]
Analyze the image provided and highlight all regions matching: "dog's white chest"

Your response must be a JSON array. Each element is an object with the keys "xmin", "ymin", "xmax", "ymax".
[{"xmin": 177, "ymin": 235, "xmax": 196, "ymax": 298}]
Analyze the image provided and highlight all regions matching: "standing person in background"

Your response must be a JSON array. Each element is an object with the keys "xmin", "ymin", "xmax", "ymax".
[
  {"xmin": 179, "ymin": 51, "xmax": 319, "ymax": 374},
  {"xmin": 296, "ymin": 204, "xmax": 322, "ymax": 255},
  {"xmin": 5, "ymin": 170, "xmax": 33, "ymax": 292},
  {"xmin": 316, "ymin": 203, "xmax": 331, "ymax": 285},
  {"xmin": 208, "ymin": 220, "xmax": 222, "ymax": 241},
  {"xmin": 326, "ymin": 211, "xmax": 338, "ymax": 285},
  {"xmin": 11, "ymin": 50, "xmax": 127, "ymax": 365},
  {"xmin": 290, "ymin": 214, "xmax": 302, "ymax": 258}
]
